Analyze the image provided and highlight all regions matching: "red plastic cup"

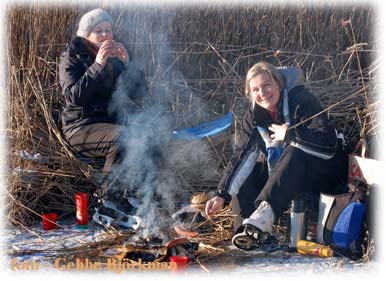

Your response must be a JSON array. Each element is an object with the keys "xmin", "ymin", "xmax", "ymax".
[
  {"xmin": 170, "ymin": 256, "xmax": 189, "ymax": 274},
  {"xmin": 42, "ymin": 213, "xmax": 57, "ymax": 230}
]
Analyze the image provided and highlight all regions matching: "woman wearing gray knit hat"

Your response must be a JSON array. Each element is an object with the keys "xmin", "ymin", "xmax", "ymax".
[
  {"xmin": 75, "ymin": 8, "xmax": 128, "ymax": 66},
  {"xmin": 76, "ymin": 8, "xmax": 114, "ymax": 39},
  {"xmin": 59, "ymin": 8, "xmax": 148, "ymax": 229}
]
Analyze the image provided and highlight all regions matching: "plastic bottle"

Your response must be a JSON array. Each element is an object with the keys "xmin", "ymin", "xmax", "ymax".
[
  {"xmin": 289, "ymin": 200, "xmax": 306, "ymax": 251},
  {"xmin": 75, "ymin": 192, "xmax": 88, "ymax": 228},
  {"xmin": 297, "ymin": 240, "xmax": 333, "ymax": 257}
]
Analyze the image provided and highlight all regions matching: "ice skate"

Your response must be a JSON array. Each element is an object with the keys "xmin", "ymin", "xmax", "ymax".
[
  {"xmin": 232, "ymin": 201, "xmax": 277, "ymax": 251},
  {"xmin": 93, "ymin": 200, "xmax": 141, "ymax": 230},
  {"xmin": 232, "ymin": 224, "xmax": 276, "ymax": 251}
]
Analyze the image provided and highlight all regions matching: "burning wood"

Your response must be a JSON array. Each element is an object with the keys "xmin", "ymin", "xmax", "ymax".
[{"xmin": 114, "ymin": 237, "xmax": 198, "ymax": 264}]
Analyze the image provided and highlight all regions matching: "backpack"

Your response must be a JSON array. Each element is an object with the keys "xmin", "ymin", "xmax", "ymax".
[{"xmin": 316, "ymin": 179, "xmax": 372, "ymax": 260}]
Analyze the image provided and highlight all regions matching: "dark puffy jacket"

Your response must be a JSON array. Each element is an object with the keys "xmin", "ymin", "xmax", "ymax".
[
  {"xmin": 59, "ymin": 36, "xmax": 147, "ymax": 138},
  {"xmin": 216, "ymin": 67, "xmax": 337, "ymax": 203}
]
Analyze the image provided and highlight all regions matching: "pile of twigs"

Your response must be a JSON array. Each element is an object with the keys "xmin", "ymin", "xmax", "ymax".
[
  {"xmin": 6, "ymin": 3, "xmax": 378, "ymax": 241},
  {"xmin": 8, "ymin": 206, "xmax": 235, "ymax": 265}
]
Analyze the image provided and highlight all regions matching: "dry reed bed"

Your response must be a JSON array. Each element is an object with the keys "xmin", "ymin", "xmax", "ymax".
[{"xmin": 6, "ymin": 3, "xmax": 377, "ymax": 247}]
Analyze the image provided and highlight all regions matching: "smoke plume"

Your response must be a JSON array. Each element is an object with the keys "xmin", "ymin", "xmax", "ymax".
[{"xmin": 107, "ymin": 18, "xmax": 217, "ymax": 240}]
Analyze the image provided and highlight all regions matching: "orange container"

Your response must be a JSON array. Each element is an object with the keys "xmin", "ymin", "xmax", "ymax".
[{"xmin": 42, "ymin": 213, "xmax": 57, "ymax": 230}]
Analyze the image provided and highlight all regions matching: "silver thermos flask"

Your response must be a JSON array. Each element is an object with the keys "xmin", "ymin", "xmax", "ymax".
[{"xmin": 289, "ymin": 199, "xmax": 306, "ymax": 250}]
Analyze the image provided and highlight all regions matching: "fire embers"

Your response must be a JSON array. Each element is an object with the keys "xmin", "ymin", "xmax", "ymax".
[
  {"xmin": 116, "ymin": 244, "xmax": 168, "ymax": 263},
  {"xmin": 114, "ymin": 237, "xmax": 198, "ymax": 264},
  {"xmin": 172, "ymin": 193, "xmax": 208, "ymax": 238}
]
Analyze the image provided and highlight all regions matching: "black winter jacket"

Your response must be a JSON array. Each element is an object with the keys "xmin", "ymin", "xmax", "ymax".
[
  {"xmin": 59, "ymin": 36, "xmax": 147, "ymax": 138},
  {"xmin": 216, "ymin": 67, "xmax": 337, "ymax": 203}
]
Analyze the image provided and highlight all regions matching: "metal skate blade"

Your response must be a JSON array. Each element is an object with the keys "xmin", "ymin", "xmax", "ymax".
[
  {"xmin": 115, "ymin": 215, "xmax": 142, "ymax": 230},
  {"xmin": 232, "ymin": 232, "xmax": 258, "ymax": 251},
  {"xmin": 93, "ymin": 209, "xmax": 115, "ymax": 227}
]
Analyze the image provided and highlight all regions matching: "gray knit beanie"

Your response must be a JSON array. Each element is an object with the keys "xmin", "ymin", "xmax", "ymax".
[{"xmin": 76, "ymin": 8, "xmax": 114, "ymax": 38}]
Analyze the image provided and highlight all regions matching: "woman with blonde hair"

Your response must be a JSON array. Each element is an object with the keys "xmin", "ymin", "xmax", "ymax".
[{"xmin": 205, "ymin": 62, "xmax": 347, "ymax": 250}]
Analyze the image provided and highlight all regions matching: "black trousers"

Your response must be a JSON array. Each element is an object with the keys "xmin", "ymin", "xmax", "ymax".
[
  {"xmin": 236, "ymin": 146, "xmax": 348, "ymax": 219},
  {"xmin": 67, "ymin": 123, "xmax": 124, "ymax": 174},
  {"xmin": 66, "ymin": 122, "xmax": 164, "ymax": 200}
]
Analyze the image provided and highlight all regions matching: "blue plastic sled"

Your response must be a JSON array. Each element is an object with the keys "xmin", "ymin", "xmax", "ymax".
[{"xmin": 173, "ymin": 112, "xmax": 233, "ymax": 140}]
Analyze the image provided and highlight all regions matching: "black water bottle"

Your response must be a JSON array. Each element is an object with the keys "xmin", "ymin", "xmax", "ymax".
[{"xmin": 289, "ymin": 199, "xmax": 306, "ymax": 251}]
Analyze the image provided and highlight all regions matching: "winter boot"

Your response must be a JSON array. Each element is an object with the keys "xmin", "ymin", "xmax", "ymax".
[{"xmin": 232, "ymin": 201, "xmax": 276, "ymax": 251}]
